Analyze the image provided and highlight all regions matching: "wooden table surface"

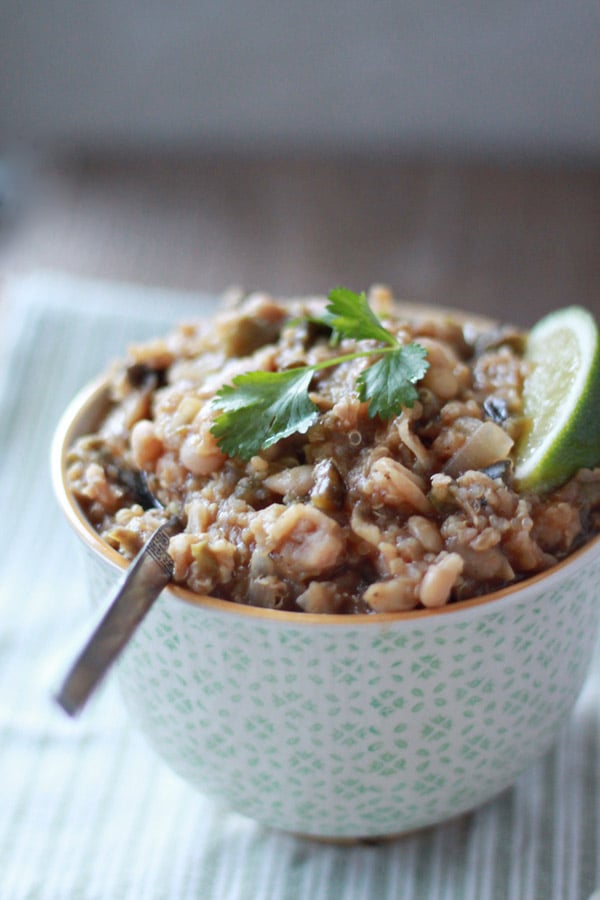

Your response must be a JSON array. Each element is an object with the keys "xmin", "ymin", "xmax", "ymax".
[{"xmin": 1, "ymin": 154, "xmax": 598, "ymax": 327}]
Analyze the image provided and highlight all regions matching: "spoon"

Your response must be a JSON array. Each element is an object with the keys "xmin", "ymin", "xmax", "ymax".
[{"xmin": 55, "ymin": 466, "xmax": 182, "ymax": 716}]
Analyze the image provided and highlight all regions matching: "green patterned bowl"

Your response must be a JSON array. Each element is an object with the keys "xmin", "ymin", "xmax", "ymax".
[{"xmin": 53, "ymin": 379, "xmax": 600, "ymax": 840}]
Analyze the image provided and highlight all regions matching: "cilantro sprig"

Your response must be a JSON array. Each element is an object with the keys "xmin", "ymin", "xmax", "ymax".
[
  {"xmin": 210, "ymin": 288, "xmax": 429, "ymax": 460},
  {"xmin": 323, "ymin": 287, "xmax": 398, "ymax": 347}
]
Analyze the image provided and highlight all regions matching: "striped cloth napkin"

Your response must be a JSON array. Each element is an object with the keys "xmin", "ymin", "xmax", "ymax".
[{"xmin": 1, "ymin": 271, "xmax": 599, "ymax": 900}]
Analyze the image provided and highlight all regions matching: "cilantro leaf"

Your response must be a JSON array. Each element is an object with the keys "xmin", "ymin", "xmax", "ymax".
[
  {"xmin": 210, "ymin": 367, "xmax": 319, "ymax": 461},
  {"xmin": 357, "ymin": 344, "xmax": 429, "ymax": 419},
  {"xmin": 324, "ymin": 287, "xmax": 397, "ymax": 347}
]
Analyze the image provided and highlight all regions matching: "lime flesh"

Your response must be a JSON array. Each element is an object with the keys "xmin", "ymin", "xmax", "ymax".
[{"xmin": 514, "ymin": 305, "xmax": 600, "ymax": 492}]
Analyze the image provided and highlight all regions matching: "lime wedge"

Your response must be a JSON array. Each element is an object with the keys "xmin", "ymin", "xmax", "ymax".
[{"xmin": 514, "ymin": 306, "xmax": 600, "ymax": 492}]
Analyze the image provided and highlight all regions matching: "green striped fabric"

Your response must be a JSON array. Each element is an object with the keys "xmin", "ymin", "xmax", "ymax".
[{"xmin": 1, "ymin": 272, "xmax": 599, "ymax": 900}]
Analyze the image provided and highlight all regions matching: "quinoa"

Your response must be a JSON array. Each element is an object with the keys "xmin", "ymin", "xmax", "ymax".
[{"xmin": 66, "ymin": 287, "xmax": 600, "ymax": 614}]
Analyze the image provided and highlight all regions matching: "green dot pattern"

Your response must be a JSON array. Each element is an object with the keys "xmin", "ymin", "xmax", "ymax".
[{"xmin": 83, "ymin": 546, "xmax": 600, "ymax": 838}]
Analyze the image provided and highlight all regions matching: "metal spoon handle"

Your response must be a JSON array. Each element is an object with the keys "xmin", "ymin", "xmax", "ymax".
[{"xmin": 55, "ymin": 517, "xmax": 180, "ymax": 717}]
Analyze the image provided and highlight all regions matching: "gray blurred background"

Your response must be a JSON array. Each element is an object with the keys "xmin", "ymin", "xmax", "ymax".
[{"xmin": 0, "ymin": 1, "xmax": 598, "ymax": 322}]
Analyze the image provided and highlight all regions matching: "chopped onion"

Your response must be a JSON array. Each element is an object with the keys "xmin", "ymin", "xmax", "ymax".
[
  {"xmin": 444, "ymin": 421, "xmax": 514, "ymax": 478},
  {"xmin": 264, "ymin": 464, "xmax": 314, "ymax": 497}
]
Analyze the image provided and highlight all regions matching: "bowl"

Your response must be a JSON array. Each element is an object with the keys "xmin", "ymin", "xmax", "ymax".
[{"xmin": 52, "ymin": 374, "xmax": 600, "ymax": 841}]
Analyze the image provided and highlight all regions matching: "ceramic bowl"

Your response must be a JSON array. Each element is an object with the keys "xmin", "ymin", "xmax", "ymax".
[{"xmin": 52, "ymin": 377, "xmax": 600, "ymax": 840}]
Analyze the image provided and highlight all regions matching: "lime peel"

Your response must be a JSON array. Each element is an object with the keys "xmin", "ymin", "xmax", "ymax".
[{"xmin": 514, "ymin": 305, "xmax": 600, "ymax": 492}]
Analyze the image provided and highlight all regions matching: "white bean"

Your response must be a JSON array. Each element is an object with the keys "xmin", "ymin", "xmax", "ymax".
[
  {"xmin": 407, "ymin": 516, "xmax": 443, "ymax": 553},
  {"xmin": 419, "ymin": 553, "xmax": 464, "ymax": 608},
  {"xmin": 179, "ymin": 409, "xmax": 225, "ymax": 476},
  {"xmin": 250, "ymin": 504, "xmax": 344, "ymax": 579},
  {"xmin": 369, "ymin": 457, "xmax": 432, "ymax": 514},
  {"xmin": 130, "ymin": 419, "xmax": 163, "ymax": 470},
  {"xmin": 364, "ymin": 577, "xmax": 419, "ymax": 612},
  {"xmin": 422, "ymin": 367, "xmax": 459, "ymax": 400}
]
